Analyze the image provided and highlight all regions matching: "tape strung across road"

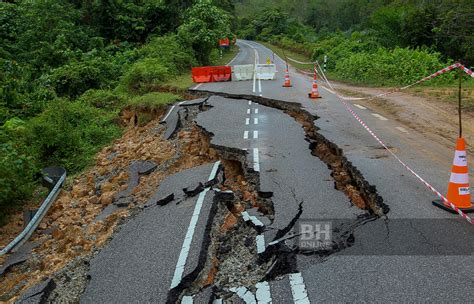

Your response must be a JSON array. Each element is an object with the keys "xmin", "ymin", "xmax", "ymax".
[
  {"xmin": 327, "ymin": 63, "xmax": 468, "ymax": 102},
  {"xmin": 314, "ymin": 61, "xmax": 473, "ymax": 225}
]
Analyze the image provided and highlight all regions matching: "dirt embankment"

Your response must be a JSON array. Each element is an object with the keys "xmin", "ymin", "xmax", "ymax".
[
  {"xmin": 331, "ymin": 81, "xmax": 474, "ymax": 154},
  {"xmin": 0, "ymin": 103, "xmax": 216, "ymax": 303}
]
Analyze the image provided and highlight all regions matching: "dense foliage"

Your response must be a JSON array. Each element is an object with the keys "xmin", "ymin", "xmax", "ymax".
[
  {"xmin": 236, "ymin": 0, "xmax": 473, "ymax": 84},
  {"xmin": 0, "ymin": 0, "xmax": 233, "ymax": 223}
]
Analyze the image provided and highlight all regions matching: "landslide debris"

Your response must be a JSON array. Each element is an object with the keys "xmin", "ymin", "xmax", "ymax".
[{"xmin": 0, "ymin": 99, "xmax": 217, "ymax": 303}]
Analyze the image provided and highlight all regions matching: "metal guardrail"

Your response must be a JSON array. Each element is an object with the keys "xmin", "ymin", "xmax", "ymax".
[{"xmin": 0, "ymin": 168, "xmax": 66, "ymax": 256}]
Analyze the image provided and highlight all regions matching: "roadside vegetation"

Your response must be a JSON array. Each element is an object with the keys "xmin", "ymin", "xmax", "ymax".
[
  {"xmin": 0, "ymin": 0, "xmax": 234, "ymax": 225},
  {"xmin": 236, "ymin": 0, "xmax": 473, "ymax": 87}
]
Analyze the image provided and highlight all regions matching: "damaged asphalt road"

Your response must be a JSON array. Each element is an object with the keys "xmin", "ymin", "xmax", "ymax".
[
  {"xmin": 12, "ymin": 40, "xmax": 472, "ymax": 303},
  {"xmin": 17, "ymin": 91, "xmax": 473, "ymax": 303},
  {"xmin": 82, "ymin": 162, "xmax": 221, "ymax": 303}
]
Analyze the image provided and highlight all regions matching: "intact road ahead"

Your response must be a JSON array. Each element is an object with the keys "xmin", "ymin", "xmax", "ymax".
[{"xmin": 190, "ymin": 40, "xmax": 474, "ymax": 302}]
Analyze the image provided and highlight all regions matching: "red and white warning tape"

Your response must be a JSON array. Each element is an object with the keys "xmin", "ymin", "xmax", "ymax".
[
  {"xmin": 286, "ymin": 56, "xmax": 316, "ymax": 65},
  {"xmin": 461, "ymin": 65, "xmax": 474, "ymax": 78},
  {"xmin": 314, "ymin": 61, "xmax": 473, "ymax": 225}
]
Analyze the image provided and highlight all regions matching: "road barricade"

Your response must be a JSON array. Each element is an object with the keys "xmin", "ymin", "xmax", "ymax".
[
  {"xmin": 192, "ymin": 66, "xmax": 232, "ymax": 83},
  {"xmin": 192, "ymin": 67, "xmax": 212, "ymax": 83},
  {"xmin": 232, "ymin": 64, "xmax": 254, "ymax": 81},
  {"xmin": 256, "ymin": 64, "xmax": 276, "ymax": 80},
  {"xmin": 211, "ymin": 66, "xmax": 232, "ymax": 82}
]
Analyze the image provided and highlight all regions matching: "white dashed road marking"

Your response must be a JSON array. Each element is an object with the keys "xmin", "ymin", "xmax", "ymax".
[
  {"xmin": 354, "ymin": 104, "xmax": 367, "ymax": 110},
  {"xmin": 247, "ymin": 109, "xmax": 251, "ymax": 114},
  {"xmin": 253, "ymin": 131, "xmax": 259, "ymax": 139},
  {"xmin": 254, "ymin": 118, "xmax": 259, "ymax": 125},
  {"xmin": 256, "ymin": 235, "xmax": 265, "ymax": 254},
  {"xmin": 255, "ymin": 281, "xmax": 272, "ymax": 304},
  {"xmin": 255, "ymin": 109, "xmax": 259, "ymax": 114},
  {"xmin": 249, "ymin": 100, "xmax": 252, "ymax": 105},
  {"xmin": 246, "ymin": 118, "xmax": 250, "ymax": 125},
  {"xmin": 289, "ymin": 273, "xmax": 310, "ymax": 304},
  {"xmin": 244, "ymin": 131, "xmax": 249, "ymax": 139},
  {"xmin": 371, "ymin": 113, "xmax": 388, "ymax": 121}
]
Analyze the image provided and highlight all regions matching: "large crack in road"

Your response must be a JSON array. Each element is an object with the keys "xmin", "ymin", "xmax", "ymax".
[
  {"xmin": 167, "ymin": 92, "xmax": 390, "ymax": 302},
  {"xmin": 8, "ymin": 93, "xmax": 389, "ymax": 303}
]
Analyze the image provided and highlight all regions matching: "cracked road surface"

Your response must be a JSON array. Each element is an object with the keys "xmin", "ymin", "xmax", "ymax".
[
  {"xmin": 57, "ymin": 40, "xmax": 473, "ymax": 303},
  {"xmin": 187, "ymin": 40, "xmax": 474, "ymax": 302}
]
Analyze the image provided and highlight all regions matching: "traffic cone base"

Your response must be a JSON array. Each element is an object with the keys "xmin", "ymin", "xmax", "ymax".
[
  {"xmin": 432, "ymin": 199, "xmax": 474, "ymax": 214},
  {"xmin": 308, "ymin": 92, "xmax": 322, "ymax": 99},
  {"xmin": 283, "ymin": 83, "xmax": 292, "ymax": 87}
]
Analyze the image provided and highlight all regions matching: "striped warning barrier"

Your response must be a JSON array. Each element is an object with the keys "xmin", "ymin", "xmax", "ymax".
[
  {"xmin": 256, "ymin": 64, "xmax": 277, "ymax": 80},
  {"xmin": 315, "ymin": 61, "xmax": 473, "ymax": 225},
  {"xmin": 232, "ymin": 64, "xmax": 254, "ymax": 81}
]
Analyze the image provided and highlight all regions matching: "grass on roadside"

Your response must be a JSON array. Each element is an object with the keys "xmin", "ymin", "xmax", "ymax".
[
  {"xmin": 127, "ymin": 92, "xmax": 181, "ymax": 110},
  {"xmin": 260, "ymin": 41, "xmax": 314, "ymax": 72},
  {"xmin": 261, "ymin": 41, "xmax": 474, "ymax": 110}
]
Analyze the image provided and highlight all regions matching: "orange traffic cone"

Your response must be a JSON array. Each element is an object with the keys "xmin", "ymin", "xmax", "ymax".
[
  {"xmin": 308, "ymin": 67, "xmax": 322, "ymax": 99},
  {"xmin": 282, "ymin": 68, "xmax": 292, "ymax": 87},
  {"xmin": 433, "ymin": 137, "xmax": 474, "ymax": 213}
]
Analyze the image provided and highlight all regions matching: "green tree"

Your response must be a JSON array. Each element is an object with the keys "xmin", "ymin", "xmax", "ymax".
[{"xmin": 178, "ymin": 1, "xmax": 231, "ymax": 64}]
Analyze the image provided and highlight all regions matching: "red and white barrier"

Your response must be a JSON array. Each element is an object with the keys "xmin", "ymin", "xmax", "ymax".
[{"xmin": 314, "ymin": 61, "xmax": 473, "ymax": 225}]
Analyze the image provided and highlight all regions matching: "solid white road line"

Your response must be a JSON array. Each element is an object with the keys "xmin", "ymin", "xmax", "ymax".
[
  {"xmin": 396, "ymin": 126, "xmax": 409, "ymax": 133},
  {"xmin": 289, "ymin": 273, "xmax": 310, "ymax": 304},
  {"xmin": 244, "ymin": 131, "xmax": 249, "ymax": 139},
  {"xmin": 246, "ymin": 118, "xmax": 250, "ymax": 125},
  {"xmin": 193, "ymin": 83, "xmax": 203, "ymax": 90},
  {"xmin": 253, "ymin": 148, "xmax": 260, "ymax": 172},
  {"xmin": 255, "ymin": 109, "xmax": 259, "ymax": 114},
  {"xmin": 253, "ymin": 71, "xmax": 257, "ymax": 93},
  {"xmin": 161, "ymin": 105, "xmax": 176, "ymax": 122},
  {"xmin": 256, "ymin": 235, "xmax": 265, "ymax": 254},
  {"xmin": 254, "ymin": 118, "xmax": 259, "ymax": 125},
  {"xmin": 170, "ymin": 161, "xmax": 220, "ymax": 289},
  {"xmin": 253, "ymin": 131, "xmax": 258, "ymax": 139},
  {"xmin": 371, "ymin": 113, "xmax": 388, "ymax": 121},
  {"xmin": 354, "ymin": 104, "xmax": 367, "ymax": 110},
  {"xmin": 247, "ymin": 109, "xmax": 251, "ymax": 114}
]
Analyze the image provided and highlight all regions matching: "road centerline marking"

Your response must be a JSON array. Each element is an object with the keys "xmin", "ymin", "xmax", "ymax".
[
  {"xmin": 247, "ymin": 109, "xmax": 251, "ymax": 114},
  {"xmin": 170, "ymin": 161, "xmax": 220, "ymax": 289},
  {"xmin": 246, "ymin": 118, "xmax": 250, "ymax": 125},
  {"xmin": 253, "ymin": 131, "xmax": 258, "ymax": 139},
  {"xmin": 254, "ymin": 118, "xmax": 259, "ymax": 125},
  {"xmin": 255, "ymin": 108, "xmax": 259, "ymax": 114},
  {"xmin": 244, "ymin": 131, "xmax": 249, "ymax": 139}
]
